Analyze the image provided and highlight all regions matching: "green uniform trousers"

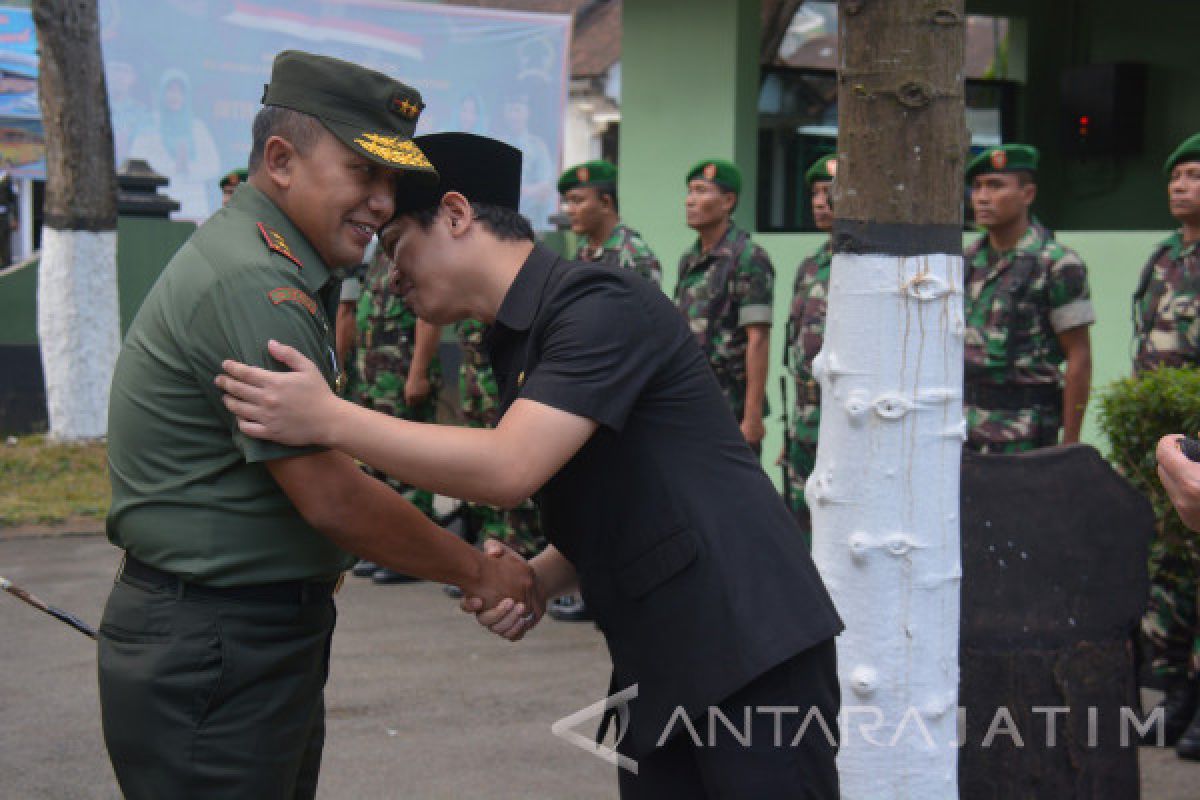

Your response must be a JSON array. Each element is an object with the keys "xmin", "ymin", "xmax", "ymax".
[{"xmin": 97, "ymin": 571, "xmax": 336, "ymax": 799}]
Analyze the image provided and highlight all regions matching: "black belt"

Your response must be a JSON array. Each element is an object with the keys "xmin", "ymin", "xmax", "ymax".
[
  {"xmin": 119, "ymin": 555, "xmax": 341, "ymax": 605},
  {"xmin": 964, "ymin": 382, "xmax": 1061, "ymax": 412}
]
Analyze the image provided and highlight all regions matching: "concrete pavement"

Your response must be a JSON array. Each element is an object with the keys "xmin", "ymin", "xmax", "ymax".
[{"xmin": 1, "ymin": 532, "xmax": 1197, "ymax": 798}]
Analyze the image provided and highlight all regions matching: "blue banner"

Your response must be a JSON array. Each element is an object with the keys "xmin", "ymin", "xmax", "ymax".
[
  {"xmin": 99, "ymin": 0, "xmax": 570, "ymax": 225},
  {"xmin": 0, "ymin": 6, "xmax": 44, "ymax": 179}
]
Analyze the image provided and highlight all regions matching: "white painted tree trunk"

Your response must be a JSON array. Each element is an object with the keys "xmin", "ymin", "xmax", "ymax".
[
  {"xmin": 36, "ymin": 227, "xmax": 120, "ymax": 439},
  {"xmin": 808, "ymin": 252, "xmax": 964, "ymax": 798}
]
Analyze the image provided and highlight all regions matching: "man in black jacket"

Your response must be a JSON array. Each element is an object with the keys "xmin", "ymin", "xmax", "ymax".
[{"xmin": 216, "ymin": 133, "xmax": 843, "ymax": 798}]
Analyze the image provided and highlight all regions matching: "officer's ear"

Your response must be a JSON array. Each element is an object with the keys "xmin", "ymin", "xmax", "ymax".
[
  {"xmin": 261, "ymin": 135, "xmax": 297, "ymax": 190},
  {"xmin": 441, "ymin": 191, "xmax": 472, "ymax": 238}
]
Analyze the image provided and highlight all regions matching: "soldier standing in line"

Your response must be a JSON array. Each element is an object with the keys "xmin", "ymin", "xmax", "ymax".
[
  {"xmin": 962, "ymin": 144, "xmax": 1094, "ymax": 454},
  {"xmin": 1132, "ymin": 131, "xmax": 1200, "ymax": 759},
  {"xmin": 557, "ymin": 159, "xmax": 662, "ymax": 285},
  {"xmin": 674, "ymin": 159, "xmax": 774, "ymax": 454},
  {"xmin": 219, "ymin": 168, "xmax": 249, "ymax": 207},
  {"xmin": 455, "ymin": 317, "xmax": 546, "ymax": 560},
  {"xmin": 781, "ymin": 154, "xmax": 836, "ymax": 546},
  {"xmin": 344, "ymin": 243, "xmax": 444, "ymax": 585}
]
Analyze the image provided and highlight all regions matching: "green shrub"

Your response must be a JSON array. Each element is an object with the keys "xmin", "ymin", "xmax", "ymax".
[{"xmin": 1096, "ymin": 367, "xmax": 1200, "ymax": 543}]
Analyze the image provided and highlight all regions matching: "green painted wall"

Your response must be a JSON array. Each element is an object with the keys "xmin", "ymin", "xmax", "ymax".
[
  {"xmin": 0, "ymin": 216, "xmax": 195, "ymax": 345},
  {"xmin": 619, "ymin": 0, "xmax": 760, "ymax": 291}
]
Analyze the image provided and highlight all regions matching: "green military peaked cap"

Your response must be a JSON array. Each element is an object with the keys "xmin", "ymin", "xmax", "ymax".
[
  {"xmin": 805, "ymin": 154, "xmax": 837, "ymax": 186},
  {"xmin": 261, "ymin": 50, "xmax": 437, "ymax": 180},
  {"xmin": 219, "ymin": 168, "xmax": 248, "ymax": 190},
  {"xmin": 557, "ymin": 160, "xmax": 617, "ymax": 194},
  {"xmin": 965, "ymin": 143, "xmax": 1039, "ymax": 182},
  {"xmin": 1164, "ymin": 132, "xmax": 1200, "ymax": 174},
  {"xmin": 686, "ymin": 158, "xmax": 741, "ymax": 194}
]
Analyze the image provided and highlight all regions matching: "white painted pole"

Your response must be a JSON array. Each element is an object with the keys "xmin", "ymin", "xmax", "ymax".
[
  {"xmin": 36, "ymin": 227, "xmax": 120, "ymax": 439},
  {"xmin": 809, "ymin": 252, "xmax": 964, "ymax": 798}
]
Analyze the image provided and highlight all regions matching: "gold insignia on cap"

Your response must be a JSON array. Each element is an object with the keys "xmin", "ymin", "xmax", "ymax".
[
  {"xmin": 576, "ymin": 166, "xmax": 589, "ymax": 183},
  {"xmin": 354, "ymin": 133, "xmax": 433, "ymax": 169},
  {"xmin": 826, "ymin": 159, "xmax": 837, "ymax": 177},
  {"xmin": 990, "ymin": 149, "xmax": 1007, "ymax": 170},
  {"xmin": 702, "ymin": 163, "xmax": 717, "ymax": 181},
  {"xmin": 393, "ymin": 97, "xmax": 420, "ymax": 119}
]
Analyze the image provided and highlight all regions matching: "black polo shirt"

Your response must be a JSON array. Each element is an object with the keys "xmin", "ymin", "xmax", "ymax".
[{"xmin": 486, "ymin": 244, "xmax": 843, "ymax": 756}]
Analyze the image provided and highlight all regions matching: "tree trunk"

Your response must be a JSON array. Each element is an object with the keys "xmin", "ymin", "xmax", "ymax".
[
  {"xmin": 809, "ymin": 2, "xmax": 966, "ymax": 797},
  {"xmin": 33, "ymin": 0, "xmax": 119, "ymax": 440}
]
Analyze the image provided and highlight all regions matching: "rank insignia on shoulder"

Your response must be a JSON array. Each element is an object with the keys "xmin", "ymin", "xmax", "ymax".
[
  {"xmin": 267, "ymin": 286, "xmax": 318, "ymax": 316},
  {"xmin": 258, "ymin": 222, "xmax": 303, "ymax": 268}
]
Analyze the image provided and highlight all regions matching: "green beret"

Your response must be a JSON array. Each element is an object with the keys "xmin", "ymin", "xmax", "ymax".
[
  {"xmin": 686, "ymin": 159, "xmax": 741, "ymax": 194},
  {"xmin": 1164, "ymin": 132, "xmax": 1200, "ymax": 174},
  {"xmin": 262, "ymin": 50, "xmax": 436, "ymax": 180},
  {"xmin": 219, "ymin": 168, "xmax": 248, "ymax": 190},
  {"xmin": 965, "ymin": 144, "xmax": 1039, "ymax": 183},
  {"xmin": 557, "ymin": 160, "xmax": 617, "ymax": 194},
  {"xmin": 805, "ymin": 155, "xmax": 837, "ymax": 186}
]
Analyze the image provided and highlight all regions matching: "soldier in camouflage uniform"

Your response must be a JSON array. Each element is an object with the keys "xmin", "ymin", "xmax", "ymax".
[
  {"xmin": 1132, "ymin": 132, "xmax": 1200, "ymax": 756},
  {"xmin": 675, "ymin": 158, "xmax": 774, "ymax": 453},
  {"xmin": 557, "ymin": 160, "xmax": 662, "ymax": 285},
  {"xmin": 962, "ymin": 144, "xmax": 1094, "ymax": 454},
  {"xmin": 455, "ymin": 317, "xmax": 546, "ymax": 560},
  {"xmin": 344, "ymin": 244, "xmax": 443, "ymax": 583},
  {"xmin": 782, "ymin": 154, "xmax": 836, "ymax": 544}
]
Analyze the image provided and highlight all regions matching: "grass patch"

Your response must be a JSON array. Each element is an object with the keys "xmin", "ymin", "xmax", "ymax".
[{"xmin": 0, "ymin": 435, "xmax": 109, "ymax": 526}]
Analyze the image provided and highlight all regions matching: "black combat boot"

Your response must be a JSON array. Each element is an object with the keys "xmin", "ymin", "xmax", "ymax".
[
  {"xmin": 1142, "ymin": 677, "xmax": 1198, "ymax": 746},
  {"xmin": 1177, "ymin": 701, "xmax": 1200, "ymax": 760}
]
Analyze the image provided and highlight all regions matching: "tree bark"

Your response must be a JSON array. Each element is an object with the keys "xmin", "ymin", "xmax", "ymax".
[
  {"xmin": 809, "ymin": 2, "xmax": 966, "ymax": 797},
  {"xmin": 33, "ymin": 0, "xmax": 119, "ymax": 439}
]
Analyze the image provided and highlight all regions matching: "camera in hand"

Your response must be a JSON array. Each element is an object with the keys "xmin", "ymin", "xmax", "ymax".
[{"xmin": 1180, "ymin": 437, "xmax": 1200, "ymax": 463}]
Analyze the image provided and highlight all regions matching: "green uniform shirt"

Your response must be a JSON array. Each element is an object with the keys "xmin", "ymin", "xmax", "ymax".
[
  {"xmin": 573, "ymin": 221, "xmax": 663, "ymax": 285},
  {"xmin": 106, "ymin": 184, "xmax": 355, "ymax": 586}
]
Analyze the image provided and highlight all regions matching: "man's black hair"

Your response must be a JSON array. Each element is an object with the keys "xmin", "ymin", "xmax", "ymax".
[
  {"xmin": 403, "ymin": 202, "xmax": 534, "ymax": 243},
  {"xmin": 247, "ymin": 106, "xmax": 324, "ymax": 173}
]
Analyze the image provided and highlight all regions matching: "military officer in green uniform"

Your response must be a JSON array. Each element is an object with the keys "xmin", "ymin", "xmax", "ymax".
[
  {"xmin": 220, "ymin": 167, "xmax": 249, "ymax": 207},
  {"xmin": 343, "ymin": 244, "xmax": 444, "ymax": 584},
  {"xmin": 963, "ymin": 144, "xmax": 1094, "ymax": 454},
  {"xmin": 98, "ymin": 51, "xmax": 536, "ymax": 799},
  {"xmin": 674, "ymin": 158, "xmax": 774, "ymax": 453},
  {"xmin": 1133, "ymin": 132, "xmax": 1200, "ymax": 758},
  {"xmin": 557, "ymin": 159, "xmax": 662, "ymax": 285},
  {"xmin": 781, "ymin": 154, "xmax": 836, "ymax": 544}
]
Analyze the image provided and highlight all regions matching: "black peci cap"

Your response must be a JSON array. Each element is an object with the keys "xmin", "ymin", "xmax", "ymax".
[{"xmin": 393, "ymin": 132, "xmax": 522, "ymax": 215}]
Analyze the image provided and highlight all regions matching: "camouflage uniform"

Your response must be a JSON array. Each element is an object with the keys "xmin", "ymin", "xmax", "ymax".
[
  {"xmin": 574, "ymin": 222, "xmax": 662, "ymax": 285},
  {"xmin": 783, "ymin": 239, "xmax": 832, "ymax": 546},
  {"xmin": 674, "ymin": 222, "xmax": 775, "ymax": 423},
  {"xmin": 963, "ymin": 221, "xmax": 1094, "ymax": 453},
  {"xmin": 456, "ymin": 318, "xmax": 546, "ymax": 559},
  {"xmin": 346, "ymin": 252, "xmax": 441, "ymax": 516},
  {"xmin": 1133, "ymin": 231, "xmax": 1200, "ymax": 679}
]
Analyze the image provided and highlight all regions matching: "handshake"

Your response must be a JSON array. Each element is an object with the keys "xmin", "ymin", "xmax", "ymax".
[{"xmin": 458, "ymin": 539, "xmax": 550, "ymax": 642}]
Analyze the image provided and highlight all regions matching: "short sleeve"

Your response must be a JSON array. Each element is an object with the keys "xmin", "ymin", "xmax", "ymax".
[
  {"xmin": 186, "ymin": 266, "xmax": 337, "ymax": 463},
  {"xmin": 519, "ymin": 275, "xmax": 666, "ymax": 432},
  {"xmin": 339, "ymin": 276, "xmax": 362, "ymax": 303},
  {"xmin": 1046, "ymin": 248, "xmax": 1095, "ymax": 333},
  {"xmin": 735, "ymin": 244, "xmax": 775, "ymax": 327}
]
